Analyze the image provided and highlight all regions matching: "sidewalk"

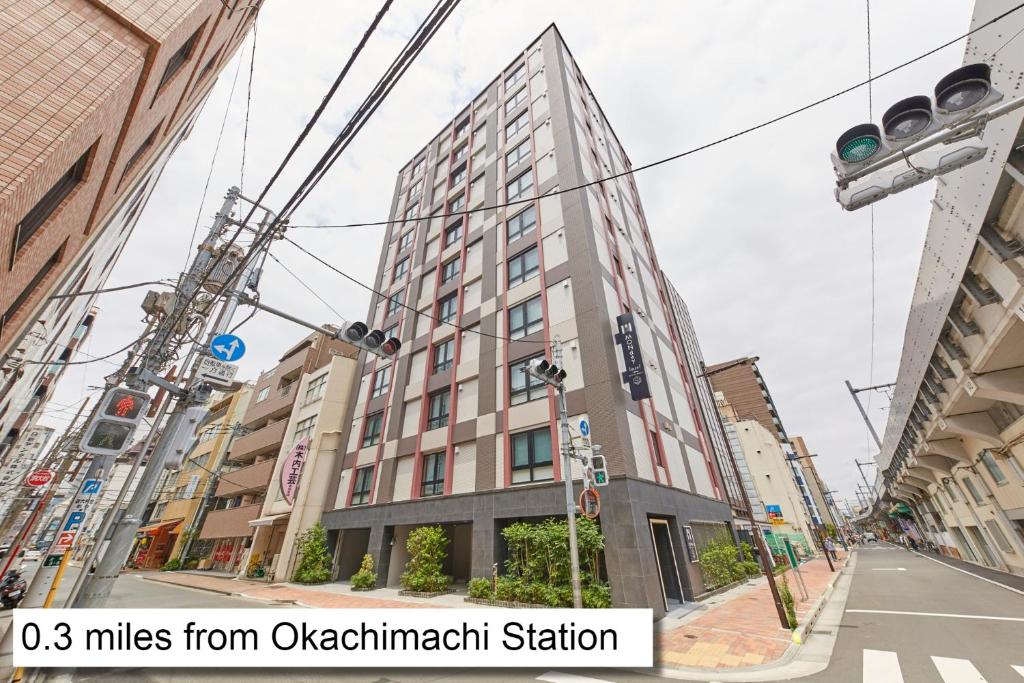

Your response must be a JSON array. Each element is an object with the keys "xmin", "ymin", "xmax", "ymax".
[{"xmin": 657, "ymin": 554, "xmax": 847, "ymax": 671}]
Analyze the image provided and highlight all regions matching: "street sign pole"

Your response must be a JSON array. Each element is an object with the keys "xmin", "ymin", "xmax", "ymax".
[{"xmin": 553, "ymin": 339, "xmax": 583, "ymax": 610}]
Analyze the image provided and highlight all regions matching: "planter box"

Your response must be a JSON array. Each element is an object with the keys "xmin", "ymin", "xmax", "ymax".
[
  {"xmin": 351, "ymin": 586, "xmax": 376, "ymax": 592},
  {"xmin": 398, "ymin": 588, "xmax": 455, "ymax": 598},
  {"xmin": 465, "ymin": 597, "xmax": 554, "ymax": 609}
]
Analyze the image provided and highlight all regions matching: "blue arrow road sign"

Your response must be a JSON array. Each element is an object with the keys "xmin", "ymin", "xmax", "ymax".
[
  {"xmin": 83, "ymin": 479, "xmax": 101, "ymax": 494},
  {"xmin": 579, "ymin": 419, "xmax": 590, "ymax": 437},
  {"xmin": 210, "ymin": 334, "xmax": 246, "ymax": 362}
]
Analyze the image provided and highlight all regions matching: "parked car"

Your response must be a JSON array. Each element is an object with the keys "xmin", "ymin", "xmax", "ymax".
[
  {"xmin": 0, "ymin": 544, "xmax": 10, "ymax": 558},
  {"xmin": 863, "ymin": 532, "xmax": 878, "ymax": 542}
]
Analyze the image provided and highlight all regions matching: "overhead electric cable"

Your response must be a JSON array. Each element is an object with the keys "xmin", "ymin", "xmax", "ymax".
[
  {"xmin": 47, "ymin": 281, "xmax": 172, "ymax": 300},
  {"xmin": 288, "ymin": 1, "xmax": 1024, "ymax": 231}
]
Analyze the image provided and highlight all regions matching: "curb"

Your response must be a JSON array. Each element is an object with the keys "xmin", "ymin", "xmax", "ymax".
[
  {"xmin": 648, "ymin": 555, "xmax": 854, "ymax": 681},
  {"xmin": 137, "ymin": 574, "xmax": 297, "ymax": 605}
]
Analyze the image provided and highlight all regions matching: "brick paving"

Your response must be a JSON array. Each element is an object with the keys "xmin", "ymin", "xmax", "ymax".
[{"xmin": 657, "ymin": 555, "xmax": 846, "ymax": 669}]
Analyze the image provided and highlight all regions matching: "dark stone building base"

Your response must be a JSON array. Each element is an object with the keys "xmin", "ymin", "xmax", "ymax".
[{"xmin": 320, "ymin": 477, "xmax": 732, "ymax": 619}]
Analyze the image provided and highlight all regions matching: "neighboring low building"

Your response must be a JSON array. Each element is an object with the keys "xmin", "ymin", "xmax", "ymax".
[
  {"xmin": 198, "ymin": 330, "xmax": 352, "ymax": 576},
  {"xmin": 0, "ymin": 425, "xmax": 54, "ymax": 537}
]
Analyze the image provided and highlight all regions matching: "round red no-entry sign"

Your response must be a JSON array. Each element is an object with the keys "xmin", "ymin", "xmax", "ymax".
[{"xmin": 25, "ymin": 469, "xmax": 52, "ymax": 487}]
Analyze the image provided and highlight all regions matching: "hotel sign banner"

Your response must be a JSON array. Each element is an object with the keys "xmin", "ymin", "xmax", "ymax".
[
  {"xmin": 614, "ymin": 313, "xmax": 651, "ymax": 401},
  {"xmin": 280, "ymin": 436, "xmax": 311, "ymax": 505}
]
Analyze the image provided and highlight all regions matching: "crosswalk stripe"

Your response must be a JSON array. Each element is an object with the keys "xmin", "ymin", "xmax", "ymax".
[
  {"xmin": 536, "ymin": 673, "xmax": 616, "ymax": 683},
  {"xmin": 932, "ymin": 656, "xmax": 987, "ymax": 682},
  {"xmin": 1013, "ymin": 664, "xmax": 1024, "ymax": 678},
  {"xmin": 864, "ymin": 649, "xmax": 904, "ymax": 683}
]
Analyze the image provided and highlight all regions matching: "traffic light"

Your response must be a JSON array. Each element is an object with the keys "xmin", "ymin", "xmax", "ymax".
[
  {"xmin": 590, "ymin": 444, "xmax": 608, "ymax": 487},
  {"xmin": 341, "ymin": 321, "xmax": 401, "ymax": 359},
  {"xmin": 831, "ymin": 63, "xmax": 1006, "ymax": 210},
  {"xmin": 525, "ymin": 357, "xmax": 567, "ymax": 387},
  {"xmin": 158, "ymin": 404, "xmax": 209, "ymax": 470},
  {"xmin": 81, "ymin": 387, "xmax": 152, "ymax": 456}
]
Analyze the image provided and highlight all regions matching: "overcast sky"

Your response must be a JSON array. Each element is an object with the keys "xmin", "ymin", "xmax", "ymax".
[{"xmin": 41, "ymin": 0, "xmax": 994, "ymax": 509}]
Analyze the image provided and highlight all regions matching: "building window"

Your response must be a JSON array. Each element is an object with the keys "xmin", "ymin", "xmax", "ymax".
[
  {"xmin": 507, "ymin": 245, "xmax": 540, "ymax": 288},
  {"xmin": 506, "ymin": 140, "xmax": 531, "ymax": 171},
  {"xmin": 441, "ymin": 257, "xmax": 460, "ymax": 284},
  {"xmin": 651, "ymin": 433, "xmax": 665, "ymax": 467},
  {"xmin": 510, "ymin": 356, "xmax": 547, "ymax": 405},
  {"xmin": 386, "ymin": 289, "xmax": 404, "ymax": 316},
  {"xmin": 1, "ymin": 242, "xmax": 65, "ymax": 335},
  {"xmin": 682, "ymin": 526, "xmax": 699, "ymax": 562},
  {"xmin": 508, "ymin": 296, "xmax": 543, "ymax": 339},
  {"xmin": 453, "ymin": 143, "xmax": 468, "ymax": 162},
  {"xmin": 157, "ymin": 27, "xmax": 201, "ymax": 91},
  {"xmin": 255, "ymin": 386, "xmax": 270, "ymax": 403},
  {"xmin": 506, "ymin": 170, "xmax": 534, "ymax": 202},
  {"xmin": 421, "ymin": 452, "xmax": 446, "ymax": 496},
  {"xmin": 412, "ymin": 158, "xmax": 426, "ymax": 176},
  {"xmin": 362, "ymin": 412, "xmax": 383, "ymax": 448},
  {"xmin": 404, "ymin": 204, "xmax": 419, "ymax": 223},
  {"xmin": 944, "ymin": 480, "xmax": 959, "ymax": 502},
  {"xmin": 505, "ymin": 111, "xmax": 529, "ymax": 141},
  {"xmin": 351, "ymin": 466, "xmax": 373, "ymax": 505},
  {"xmin": 195, "ymin": 46, "xmax": 224, "ymax": 85},
  {"xmin": 963, "ymin": 476, "xmax": 984, "ymax": 504},
  {"xmin": 371, "ymin": 366, "xmax": 391, "ymax": 398},
  {"xmin": 986, "ymin": 520, "xmax": 1015, "ymax": 553},
  {"xmin": 444, "ymin": 221, "xmax": 462, "ymax": 247},
  {"xmin": 120, "ymin": 123, "xmax": 161, "ymax": 187},
  {"xmin": 511, "ymin": 428, "xmax": 553, "ymax": 483},
  {"xmin": 448, "ymin": 193, "xmax": 465, "ymax": 214},
  {"xmin": 455, "ymin": 118, "xmax": 469, "ymax": 139},
  {"xmin": 409, "ymin": 178, "xmax": 423, "ymax": 198},
  {"xmin": 382, "ymin": 323, "xmax": 399, "ymax": 342},
  {"xmin": 399, "ymin": 231, "xmax": 414, "ymax": 252},
  {"xmin": 505, "ymin": 63, "xmax": 526, "ymax": 90},
  {"xmin": 506, "ymin": 205, "xmax": 536, "ymax": 243},
  {"xmin": 393, "ymin": 257, "xmax": 409, "ymax": 283},
  {"xmin": 980, "ymin": 450, "xmax": 1008, "ymax": 485},
  {"xmin": 450, "ymin": 163, "xmax": 467, "ymax": 186},
  {"xmin": 304, "ymin": 374, "xmax": 327, "ymax": 404},
  {"xmin": 427, "ymin": 390, "xmax": 450, "ymax": 429},
  {"xmin": 294, "ymin": 415, "xmax": 317, "ymax": 443},
  {"xmin": 505, "ymin": 87, "xmax": 528, "ymax": 114},
  {"xmin": 12, "ymin": 149, "xmax": 91, "ymax": 260},
  {"xmin": 437, "ymin": 293, "xmax": 458, "ymax": 324},
  {"xmin": 433, "ymin": 339, "xmax": 455, "ymax": 373}
]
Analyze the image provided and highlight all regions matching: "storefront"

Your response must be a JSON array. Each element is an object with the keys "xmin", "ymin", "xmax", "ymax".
[{"xmin": 131, "ymin": 519, "xmax": 183, "ymax": 570}]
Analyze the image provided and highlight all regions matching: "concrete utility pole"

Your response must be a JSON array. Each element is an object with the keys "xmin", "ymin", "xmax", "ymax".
[
  {"xmin": 855, "ymin": 460, "xmax": 875, "ymax": 491},
  {"xmin": 76, "ymin": 189, "xmax": 273, "ymax": 607},
  {"xmin": 844, "ymin": 380, "xmax": 894, "ymax": 450}
]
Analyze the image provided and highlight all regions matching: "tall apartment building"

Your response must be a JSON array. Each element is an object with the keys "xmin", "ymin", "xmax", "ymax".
[
  {"xmin": 707, "ymin": 355, "xmax": 824, "ymax": 529},
  {"xmin": 790, "ymin": 435, "xmax": 838, "ymax": 531},
  {"xmin": 322, "ymin": 25, "xmax": 735, "ymax": 616},
  {"xmin": 0, "ymin": 0, "xmax": 259, "ymax": 463},
  {"xmin": 198, "ymin": 331, "xmax": 353, "ymax": 576}
]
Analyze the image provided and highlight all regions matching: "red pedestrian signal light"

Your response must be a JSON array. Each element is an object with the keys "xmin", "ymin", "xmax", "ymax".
[
  {"xmin": 101, "ymin": 388, "xmax": 148, "ymax": 420},
  {"xmin": 83, "ymin": 387, "xmax": 152, "ymax": 456}
]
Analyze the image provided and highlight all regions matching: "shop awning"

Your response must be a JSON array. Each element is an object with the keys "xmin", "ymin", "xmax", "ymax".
[
  {"xmin": 248, "ymin": 513, "xmax": 289, "ymax": 527},
  {"xmin": 137, "ymin": 519, "xmax": 184, "ymax": 536}
]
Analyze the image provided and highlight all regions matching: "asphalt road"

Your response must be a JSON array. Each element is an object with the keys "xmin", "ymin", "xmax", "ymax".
[{"xmin": 5, "ymin": 545, "xmax": 1024, "ymax": 682}]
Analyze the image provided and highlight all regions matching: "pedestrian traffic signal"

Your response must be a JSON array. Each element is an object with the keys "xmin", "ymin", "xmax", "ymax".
[
  {"xmin": 81, "ymin": 387, "xmax": 152, "ymax": 456},
  {"xmin": 590, "ymin": 445, "xmax": 608, "ymax": 487},
  {"xmin": 341, "ymin": 321, "xmax": 401, "ymax": 359}
]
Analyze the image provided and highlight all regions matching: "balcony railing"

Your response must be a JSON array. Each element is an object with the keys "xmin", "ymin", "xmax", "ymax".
[
  {"xmin": 199, "ymin": 504, "xmax": 263, "ymax": 540},
  {"xmin": 216, "ymin": 458, "xmax": 275, "ymax": 497},
  {"xmin": 229, "ymin": 419, "xmax": 287, "ymax": 463}
]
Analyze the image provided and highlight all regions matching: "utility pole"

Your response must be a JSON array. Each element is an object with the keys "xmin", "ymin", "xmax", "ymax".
[
  {"xmin": 844, "ymin": 380, "xmax": 893, "ymax": 451},
  {"xmin": 700, "ymin": 361, "xmax": 790, "ymax": 629},
  {"xmin": 855, "ymin": 459, "xmax": 875, "ymax": 491},
  {"xmin": 553, "ymin": 340, "xmax": 582, "ymax": 610},
  {"xmin": 75, "ymin": 189, "xmax": 269, "ymax": 607}
]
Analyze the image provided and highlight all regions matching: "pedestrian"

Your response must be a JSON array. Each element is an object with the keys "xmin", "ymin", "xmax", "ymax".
[
  {"xmin": 824, "ymin": 537, "xmax": 838, "ymax": 561},
  {"xmin": 908, "ymin": 537, "xmax": 918, "ymax": 552}
]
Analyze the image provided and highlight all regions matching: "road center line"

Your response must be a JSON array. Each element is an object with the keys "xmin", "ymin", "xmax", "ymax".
[{"xmin": 847, "ymin": 609, "xmax": 1024, "ymax": 622}]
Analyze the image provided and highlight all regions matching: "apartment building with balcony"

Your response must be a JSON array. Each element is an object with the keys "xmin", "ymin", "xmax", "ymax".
[
  {"xmin": 322, "ymin": 25, "xmax": 735, "ymax": 616},
  {"xmin": 132, "ymin": 383, "xmax": 251, "ymax": 570},
  {"xmin": 198, "ymin": 330, "xmax": 351, "ymax": 575},
  {"xmin": 0, "ymin": 0, "xmax": 259, "ymax": 465},
  {"xmin": 872, "ymin": 17, "xmax": 1024, "ymax": 575}
]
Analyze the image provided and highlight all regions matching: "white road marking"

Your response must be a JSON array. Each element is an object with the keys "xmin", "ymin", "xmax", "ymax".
[
  {"xmin": 537, "ymin": 673, "xmax": 616, "ymax": 683},
  {"xmin": 1012, "ymin": 665, "xmax": 1024, "ymax": 678},
  {"xmin": 932, "ymin": 656, "xmax": 987, "ymax": 682},
  {"xmin": 847, "ymin": 609, "xmax": 1024, "ymax": 622},
  {"xmin": 909, "ymin": 549, "xmax": 1024, "ymax": 597},
  {"xmin": 863, "ymin": 649, "xmax": 904, "ymax": 683},
  {"xmin": 872, "ymin": 568, "xmax": 907, "ymax": 571}
]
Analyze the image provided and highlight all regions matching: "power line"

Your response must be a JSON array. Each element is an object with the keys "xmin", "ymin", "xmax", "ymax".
[
  {"xmin": 47, "ymin": 280, "xmax": 172, "ymax": 300},
  {"xmin": 240, "ymin": 10, "xmax": 259, "ymax": 193},
  {"xmin": 282, "ymin": 235, "xmax": 547, "ymax": 344},
  {"xmin": 288, "ymin": 2, "xmax": 1024, "ymax": 231},
  {"xmin": 17, "ymin": 332, "xmax": 152, "ymax": 367},
  {"xmin": 266, "ymin": 252, "xmax": 345, "ymax": 319}
]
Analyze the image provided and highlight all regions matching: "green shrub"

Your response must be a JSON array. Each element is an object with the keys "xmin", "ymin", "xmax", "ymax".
[
  {"xmin": 779, "ymin": 575, "xmax": 797, "ymax": 629},
  {"xmin": 291, "ymin": 522, "xmax": 332, "ymax": 584},
  {"xmin": 468, "ymin": 577, "xmax": 493, "ymax": 599},
  {"xmin": 495, "ymin": 576, "xmax": 523, "ymax": 602},
  {"xmin": 541, "ymin": 584, "xmax": 573, "ymax": 607},
  {"xmin": 161, "ymin": 558, "xmax": 181, "ymax": 572},
  {"xmin": 740, "ymin": 542, "xmax": 754, "ymax": 562},
  {"xmin": 401, "ymin": 525, "xmax": 450, "ymax": 593},
  {"xmin": 699, "ymin": 534, "xmax": 742, "ymax": 589},
  {"xmin": 582, "ymin": 584, "xmax": 611, "ymax": 608},
  {"xmin": 350, "ymin": 554, "xmax": 377, "ymax": 589},
  {"xmin": 183, "ymin": 558, "xmax": 199, "ymax": 570},
  {"xmin": 739, "ymin": 560, "xmax": 761, "ymax": 577}
]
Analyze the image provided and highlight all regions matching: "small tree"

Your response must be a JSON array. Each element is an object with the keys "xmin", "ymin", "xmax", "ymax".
[
  {"xmin": 291, "ymin": 522, "xmax": 332, "ymax": 584},
  {"xmin": 350, "ymin": 554, "xmax": 377, "ymax": 589},
  {"xmin": 401, "ymin": 525, "xmax": 450, "ymax": 592}
]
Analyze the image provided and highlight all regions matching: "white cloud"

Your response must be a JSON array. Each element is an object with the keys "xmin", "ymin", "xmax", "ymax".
[{"xmin": 45, "ymin": 0, "xmax": 984, "ymax": 506}]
